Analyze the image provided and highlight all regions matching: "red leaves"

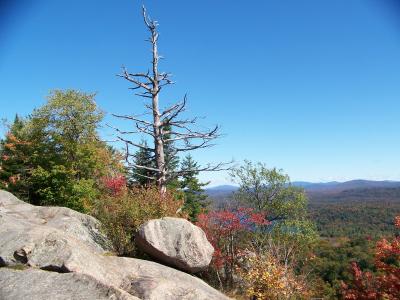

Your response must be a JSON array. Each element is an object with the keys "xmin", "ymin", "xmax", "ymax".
[
  {"xmin": 102, "ymin": 174, "xmax": 126, "ymax": 196},
  {"xmin": 198, "ymin": 207, "xmax": 269, "ymax": 236},
  {"xmin": 374, "ymin": 237, "xmax": 400, "ymax": 298},
  {"xmin": 342, "ymin": 262, "xmax": 379, "ymax": 300},
  {"xmin": 197, "ymin": 207, "xmax": 269, "ymax": 271},
  {"xmin": 246, "ymin": 210, "xmax": 270, "ymax": 226},
  {"xmin": 342, "ymin": 216, "xmax": 400, "ymax": 300}
]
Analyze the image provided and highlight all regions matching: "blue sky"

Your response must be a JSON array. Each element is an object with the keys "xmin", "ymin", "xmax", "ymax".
[{"xmin": 1, "ymin": 0, "xmax": 400, "ymax": 185}]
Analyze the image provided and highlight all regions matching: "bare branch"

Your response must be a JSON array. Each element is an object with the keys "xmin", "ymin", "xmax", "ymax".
[
  {"xmin": 106, "ymin": 123, "xmax": 139, "ymax": 135},
  {"xmin": 135, "ymin": 93, "xmax": 153, "ymax": 99},
  {"xmin": 135, "ymin": 123, "xmax": 155, "ymax": 137},
  {"xmin": 172, "ymin": 161, "xmax": 232, "ymax": 176},
  {"xmin": 117, "ymin": 67, "xmax": 152, "ymax": 92},
  {"xmin": 128, "ymin": 170, "xmax": 157, "ymax": 180},
  {"xmin": 166, "ymin": 122, "xmax": 217, "ymax": 135},
  {"xmin": 117, "ymin": 136, "xmax": 154, "ymax": 152},
  {"xmin": 127, "ymin": 162, "xmax": 160, "ymax": 173},
  {"xmin": 142, "ymin": 5, "xmax": 157, "ymax": 31},
  {"xmin": 173, "ymin": 140, "xmax": 214, "ymax": 153},
  {"xmin": 112, "ymin": 114, "xmax": 153, "ymax": 127},
  {"xmin": 127, "ymin": 71, "xmax": 153, "ymax": 83},
  {"xmin": 168, "ymin": 117, "xmax": 198, "ymax": 126},
  {"xmin": 161, "ymin": 95, "xmax": 187, "ymax": 125},
  {"xmin": 164, "ymin": 125, "xmax": 220, "ymax": 142},
  {"xmin": 164, "ymin": 135, "xmax": 213, "ymax": 143},
  {"xmin": 161, "ymin": 102, "xmax": 181, "ymax": 118}
]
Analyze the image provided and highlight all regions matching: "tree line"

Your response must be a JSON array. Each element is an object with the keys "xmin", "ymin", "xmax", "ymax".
[{"xmin": 0, "ymin": 92, "xmax": 210, "ymax": 222}]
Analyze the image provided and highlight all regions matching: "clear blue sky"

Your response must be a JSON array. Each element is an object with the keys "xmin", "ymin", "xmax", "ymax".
[{"xmin": 1, "ymin": 0, "xmax": 400, "ymax": 185}]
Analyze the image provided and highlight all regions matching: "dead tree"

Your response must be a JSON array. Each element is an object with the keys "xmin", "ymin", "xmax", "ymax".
[{"xmin": 112, "ymin": 6, "xmax": 228, "ymax": 193}]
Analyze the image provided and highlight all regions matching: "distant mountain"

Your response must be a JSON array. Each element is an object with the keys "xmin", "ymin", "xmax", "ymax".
[
  {"xmin": 207, "ymin": 185, "xmax": 238, "ymax": 192},
  {"xmin": 205, "ymin": 185, "xmax": 238, "ymax": 197},
  {"xmin": 292, "ymin": 181, "xmax": 339, "ymax": 189},
  {"xmin": 206, "ymin": 180, "xmax": 400, "ymax": 200},
  {"xmin": 309, "ymin": 186, "xmax": 400, "ymax": 204},
  {"xmin": 294, "ymin": 180, "xmax": 400, "ymax": 193}
]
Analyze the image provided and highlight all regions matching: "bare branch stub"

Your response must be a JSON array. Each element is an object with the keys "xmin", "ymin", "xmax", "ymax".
[{"xmin": 112, "ymin": 6, "xmax": 228, "ymax": 192}]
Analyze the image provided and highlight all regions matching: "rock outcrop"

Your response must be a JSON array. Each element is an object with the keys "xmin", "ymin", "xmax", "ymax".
[
  {"xmin": 135, "ymin": 217, "xmax": 214, "ymax": 273},
  {"xmin": 0, "ymin": 190, "xmax": 229, "ymax": 300},
  {"xmin": 0, "ymin": 268, "xmax": 139, "ymax": 300},
  {"xmin": 0, "ymin": 190, "xmax": 110, "ymax": 254}
]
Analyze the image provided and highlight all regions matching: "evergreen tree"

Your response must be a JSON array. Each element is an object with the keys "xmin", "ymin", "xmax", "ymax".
[
  {"xmin": 162, "ymin": 124, "xmax": 180, "ymax": 189},
  {"xmin": 130, "ymin": 125, "xmax": 180, "ymax": 188},
  {"xmin": 130, "ymin": 140, "xmax": 155, "ymax": 186},
  {"xmin": 180, "ymin": 154, "xmax": 209, "ymax": 221},
  {"xmin": 0, "ymin": 115, "xmax": 32, "ymax": 199}
]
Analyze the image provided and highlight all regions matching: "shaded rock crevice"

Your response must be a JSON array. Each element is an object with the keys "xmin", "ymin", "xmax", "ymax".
[{"xmin": 40, "ymin": 264, "xmax": 70, "ymax": 273}]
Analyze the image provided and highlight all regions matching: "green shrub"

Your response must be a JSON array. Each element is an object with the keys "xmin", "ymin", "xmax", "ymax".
[{"xmin": 93, "ymin": 184, "xmax": 185, "ymax": 256}]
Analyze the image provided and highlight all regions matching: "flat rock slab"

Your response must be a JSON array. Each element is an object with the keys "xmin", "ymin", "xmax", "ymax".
[
  {"xmin": 0, "ymin": 268, "xmax": 138, "ymax": 300},
  {"xmin": 135, "ymin": 217, "xmax": 214, "ymax": 273}
]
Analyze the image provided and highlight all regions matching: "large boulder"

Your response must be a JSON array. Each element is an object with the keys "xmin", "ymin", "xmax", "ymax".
[
  {"xmin": 0, "ymin": 190, "xmax": 229, "ymax": 300},
  {"xmin": 135, "ymin": 217, "xmax": 214, "ymax": 273}
]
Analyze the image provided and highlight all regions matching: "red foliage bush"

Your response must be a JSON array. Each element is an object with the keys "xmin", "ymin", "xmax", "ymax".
[
  {"xmin": 342, "ymin": 216, "xmax": 400, "ymax": 300},
  {"xmin": 197, "ymin": 208, "xmax": 269, "ymax": 289},
  {"xmin": 102, "ymin": 174, "xmax": 127, "ymax": 196}
]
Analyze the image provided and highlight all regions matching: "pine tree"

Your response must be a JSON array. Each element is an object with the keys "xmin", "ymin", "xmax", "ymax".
[
  {"xmin": 130, "ymin": 140, "xmax": 156, "ymax": 186},
  {"xmin": 162, "ymin": 124, "xmax": 180, "ymax": 189},
  {"xmin": 180, "ymin": 154, "xmax": 209, "ymax": 221},
  {"xmin": 130, "ymin": 126, "xmax": 180, "ymax": 188}
]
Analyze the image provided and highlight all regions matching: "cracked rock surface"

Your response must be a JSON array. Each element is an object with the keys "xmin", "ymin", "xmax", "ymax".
[{"xmin": 0, "ymin": 190, "xmax": 229, "ymax": 300}]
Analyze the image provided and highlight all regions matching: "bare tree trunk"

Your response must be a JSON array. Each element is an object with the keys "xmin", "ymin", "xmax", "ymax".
[
  {"xmin": 216, "ymin": 269, "xmax": 223, "ymax": 291},
  {"xmin": 153, "ymin": 92, "xmax": 166, "ymax": 193},
  {"xmin": 148, "ymin": 17, "xmax": 167, "ymax": 193}
]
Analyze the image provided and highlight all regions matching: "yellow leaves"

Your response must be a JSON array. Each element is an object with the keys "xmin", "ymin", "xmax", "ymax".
[{"xmin": 239, "ymin": 254, "xmax": 309, "ymax": 300}]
